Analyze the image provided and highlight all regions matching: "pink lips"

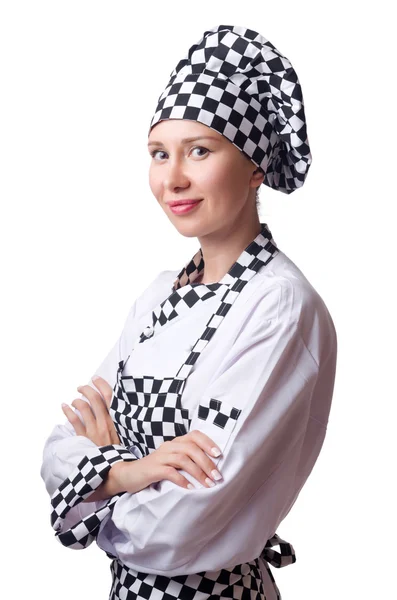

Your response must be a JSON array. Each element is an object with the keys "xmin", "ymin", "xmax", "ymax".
[{"xmin": 169, "ymin": 200, "xmax": 202, "ymax": 215}]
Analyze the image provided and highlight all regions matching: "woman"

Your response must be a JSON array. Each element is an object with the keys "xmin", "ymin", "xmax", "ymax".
[{"xmin": 40, "ymin": 24, "xmax": 337, "ymax": 600}]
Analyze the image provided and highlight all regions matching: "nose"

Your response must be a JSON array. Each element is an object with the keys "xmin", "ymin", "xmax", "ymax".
[{"xmin": 163, "ymin": 157, "xmax": 190, "ymax": 192}]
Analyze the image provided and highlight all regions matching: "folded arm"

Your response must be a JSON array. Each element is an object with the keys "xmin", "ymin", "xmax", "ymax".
[{"xmin": 97, "ymin": 282, "xmax": 333, "ymax": 575}]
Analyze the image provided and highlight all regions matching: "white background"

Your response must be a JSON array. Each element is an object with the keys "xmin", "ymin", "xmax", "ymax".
[{"xmin": 1, "ymin": 1, "xmax": 395, "ymax": 598}]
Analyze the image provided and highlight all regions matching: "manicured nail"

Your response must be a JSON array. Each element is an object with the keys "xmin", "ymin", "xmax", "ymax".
[
  {"xmin": 205, "ymin": 477, "xmax": 215, "ymax": 487},
  {"xmin": 187, "ymin": 483, "xmax": 194, "ymax": 490},
  {"xmin": 211, "ymin": 469, "xmax": 222, "ymax": 481},
  {"xmin": 92, "ymin": 375, "xmax": 100, "ymax": 381},
  {"xmin": 211, "ymin": 447, "xmax": 221, "ymax": 457},
  {"xmin": 61, "ymin": 403, "xmax": 68, "ymax": 409}
]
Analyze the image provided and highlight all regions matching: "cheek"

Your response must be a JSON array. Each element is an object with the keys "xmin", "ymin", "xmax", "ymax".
[
  {"xmin": 202, "ymin": 158, "xmax": 247, "ymax": 199},
  {"xmin": 148, "ymin": 167, "xmax": 160, "ymax": 197}
]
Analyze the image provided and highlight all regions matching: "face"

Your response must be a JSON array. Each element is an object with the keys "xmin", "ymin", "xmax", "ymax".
[{"xmin": 147, "ymin": 119, "xmax": 264, "ymax": 238}]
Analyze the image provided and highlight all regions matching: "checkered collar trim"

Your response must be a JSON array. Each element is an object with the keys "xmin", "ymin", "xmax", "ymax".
[
  {"xmin": 171, "ymin": 222, "xmax": 278, "ymax": 292},
  {"xmin": 136, "ymin": 222, "xmax": 279, "ymax": 344}
]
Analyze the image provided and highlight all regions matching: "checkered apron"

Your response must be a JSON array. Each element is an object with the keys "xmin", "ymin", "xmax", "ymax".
[{"xmin": 49, "ymin": 223, "xmax": 296, "ymax": 599}]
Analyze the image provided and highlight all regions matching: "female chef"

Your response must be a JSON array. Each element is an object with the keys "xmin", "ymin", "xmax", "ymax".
[{"xmin": 40, "ymin": 24, "xmax": 338, "ymax": 600}]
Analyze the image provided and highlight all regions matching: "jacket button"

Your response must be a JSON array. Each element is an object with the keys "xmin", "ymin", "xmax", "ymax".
[{"xmin": 143, "ymin": 326, "xmax": 154, "ymax": 338}]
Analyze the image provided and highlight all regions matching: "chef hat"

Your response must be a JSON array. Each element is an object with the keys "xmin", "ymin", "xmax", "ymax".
[{"xmin": 148, "ymin": 24, "xmax": 312, "ymax": 195}]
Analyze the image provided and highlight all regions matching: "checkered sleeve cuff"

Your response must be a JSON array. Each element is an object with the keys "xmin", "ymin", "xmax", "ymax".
[{"xmin": 50, "ymin": 443, "xmax": 137, "ymax": 550}]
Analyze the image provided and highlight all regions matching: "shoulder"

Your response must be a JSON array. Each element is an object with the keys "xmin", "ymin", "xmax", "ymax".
[
  {"xmin": 254, "ymin": 250, "xmax": 332, "ymax": 317},
  {"xmin": 133, "ymin": 269, "xmax": 178, "ymax": 319},
  {"xmin": 118, "ymin": 270, "xmax": 176, "ymax": 332},
  {"xmin": 247, "ymin": 250, "xmax": 337, "ymax": 363}
]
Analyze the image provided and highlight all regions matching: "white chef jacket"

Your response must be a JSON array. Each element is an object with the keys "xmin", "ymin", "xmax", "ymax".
[{"xmin": 40, "ymin": 238, "xmax": 337, "ymax": 578}]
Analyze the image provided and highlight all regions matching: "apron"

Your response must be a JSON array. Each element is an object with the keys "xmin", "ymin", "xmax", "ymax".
[{"xmin": 49, "ymin": 223, "xmax": 296, "ymax": 600}]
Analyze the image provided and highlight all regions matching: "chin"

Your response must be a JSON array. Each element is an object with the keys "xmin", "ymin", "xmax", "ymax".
[{"xmin": 166, "ymin": 214, "xmax": 207, "ymax": 239}]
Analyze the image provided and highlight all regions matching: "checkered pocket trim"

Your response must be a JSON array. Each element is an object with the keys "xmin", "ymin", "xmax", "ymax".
[
  {"xmin": 197, "ymin": 398, "xmax": 242, "ymax": 431},
  {"xmin": 50, "ymin": 444, "xmax": 137, "ymax": 549}
]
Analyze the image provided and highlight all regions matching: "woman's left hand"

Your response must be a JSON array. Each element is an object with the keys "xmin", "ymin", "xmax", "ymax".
[{"xmin": 62, "ymin": 376, "xmax": 121, "ymax": 446}]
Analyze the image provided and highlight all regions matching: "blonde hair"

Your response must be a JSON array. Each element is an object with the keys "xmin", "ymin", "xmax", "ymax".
[{"xmin": 254, "ymin": 166, "xmax": 264, "ymax": 213}]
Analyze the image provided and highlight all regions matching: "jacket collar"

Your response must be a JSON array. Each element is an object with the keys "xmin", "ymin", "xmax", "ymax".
[
  {"xmin": 138, "ymin": 222, "xmax": 279, "ymax": 343},
  {"xmin": 171, "ymin": 222, "xmax": 279, "ymax": 292}
]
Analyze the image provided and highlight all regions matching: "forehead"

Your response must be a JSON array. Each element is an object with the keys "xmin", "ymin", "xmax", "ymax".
[{"xmin": 148, "ymin": 119, "xmax": 225, "ymax": 145}]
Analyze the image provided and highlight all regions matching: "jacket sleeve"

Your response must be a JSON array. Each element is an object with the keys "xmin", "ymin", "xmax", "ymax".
[
  {"xmin": 96, "ymin": 281, "xmax": 337, "ymax": 575},
  {"xmin": 40, "ymin": 315, "xmax": 140, "ymax": 546},
  {"xmin": 40, "ymin": 271, "xmax": 174, "ymax": 546}
]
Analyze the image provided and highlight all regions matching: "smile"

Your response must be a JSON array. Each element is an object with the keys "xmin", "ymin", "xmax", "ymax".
[{"xmin": 169, "ymin": 200, "xmax": 203, "ymax": 215}]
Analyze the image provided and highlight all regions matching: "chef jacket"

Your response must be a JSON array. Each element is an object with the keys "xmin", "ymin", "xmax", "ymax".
[{"xmin": 40, "ymin": 223, "xmax": 337, "ymax": 580}]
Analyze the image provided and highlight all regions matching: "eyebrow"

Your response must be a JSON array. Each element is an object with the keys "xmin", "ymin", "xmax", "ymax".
[{"xmin": 147, "ymin": 135, "xmax": 221, "ymax": 147}]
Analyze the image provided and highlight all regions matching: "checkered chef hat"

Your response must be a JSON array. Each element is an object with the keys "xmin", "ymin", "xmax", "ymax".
[{"xmin": 148, "ymin": 24, "xmax": 312, "ymax": 194}]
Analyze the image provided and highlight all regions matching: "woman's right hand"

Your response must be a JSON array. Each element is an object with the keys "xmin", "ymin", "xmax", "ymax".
[{"xmin": 119, "ymin": 430, "xmax": 224, "ymax": 493}]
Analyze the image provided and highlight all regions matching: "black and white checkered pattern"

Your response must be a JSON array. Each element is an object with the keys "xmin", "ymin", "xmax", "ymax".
[
  {"xmin": 149, "ymin": 24, "xmax": 312, "ymax": 195},
  {"xmin": 171, "ymin": 222, "xmax": 278, "ymax": 293},
  {"xmin": 197, "ymin": 397, "xmax": 242, "ymax": 429},
  {"xmin": 46, "ymin": 220, "xmax": 296, "ymax": 598},
  {"xmin": 138, "ymin": 222, "xmax": 279, "ymax": 348},
  {"xmin": 174, "ymin": 223, "xmax": 278, "ymax": 384},
  {"xmin": 50, "ymin": 444, "xmax": 137, "ymax": 550},
  {"xmin": 109, "ymin": 371, "xmax": 192, "ymax": 456},
  {"xmin": 138, "ymin": 284, "xmax": 219, "ymax": 343},
  {"xmin": 262, "ymin": 533, "xmax": 297, "ymax": 568},
  {"xmin": 108, "ymin": 556, "xmax": 267, "ymax": 600}
]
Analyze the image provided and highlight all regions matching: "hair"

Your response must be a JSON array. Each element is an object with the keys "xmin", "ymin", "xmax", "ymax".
[
  {"xmin": 254, "ymin": 166, "xmax": 264, "ymax": 215},
  {"xmin": 255, "ymin": 187, "xmax": 260, "ymax": 208}
]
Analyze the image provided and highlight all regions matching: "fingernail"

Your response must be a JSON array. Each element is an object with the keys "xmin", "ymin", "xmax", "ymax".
[
  {"xmin": 77, "ymin": 386, "xmax": 82, "ymax": 392},
  {"xmin": 211, "ymin": 447, "xmax": 221, "ymax": 457},
  {"xmin": 205, "ymin": 477, "xmax": 215, "ymax": 487},
  {"xmin": 211, "ymin": 469, "xmax": 222, "ymax": 481},
  {"xmin": 92, "ymin": 376, "xmax": 100, "ymax": 381},
  {"xmin": 187, "ymin": 483, "xmax": 194, "ymax": 490},
  {"xmin": 61, "ymin": 403, "xmax": 68, "ymax": 408}
]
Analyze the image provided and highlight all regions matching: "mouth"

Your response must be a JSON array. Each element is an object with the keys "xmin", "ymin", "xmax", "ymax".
[
  {"xmin": 167, "ymin": 199, "xmax": 203, "ymax": 207},
  {"xmin": 168, "ymin": 199, "xmax": 203, "ymax": 215}
]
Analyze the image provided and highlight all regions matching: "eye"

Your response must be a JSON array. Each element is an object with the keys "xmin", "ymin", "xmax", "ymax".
[
  {"xmin": 150, "ymin": 149, "xmax": 167, "ymax": 160},
  {"xmin": 191, "ymin": 146, "xmax": 210, "ymax": 158},
  {"xmin": 149, "ymin": 146, "xmax": 211, "ymax": 160}
]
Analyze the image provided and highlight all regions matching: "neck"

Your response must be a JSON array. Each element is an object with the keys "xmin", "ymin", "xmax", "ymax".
[{"xmin": 197, "ymin": 215, "xmax": 262, "ymax": 284}]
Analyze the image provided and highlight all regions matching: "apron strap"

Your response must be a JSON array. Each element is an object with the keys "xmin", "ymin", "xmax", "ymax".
[
  {"xmin": 261, "ymin": 532, "xmax": 297, "ymax": 568},
  {"xmin": 176, "ymin": 250, "xmax": 277, "ymax": 383},
  {"xmin": 258, "ymin": 533, "xmax": 296, "ymax": 600}
]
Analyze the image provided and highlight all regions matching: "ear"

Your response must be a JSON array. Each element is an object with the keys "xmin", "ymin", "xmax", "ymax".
[{"xmin": 251, "ymin": 166, "xmax": 265, "ymax": 187}]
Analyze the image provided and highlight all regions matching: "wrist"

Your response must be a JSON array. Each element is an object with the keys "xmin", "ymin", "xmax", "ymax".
[
  {"xmin": 105, "ymin": 460, "xmax": 131, "ymax": 495},
  {"xmin": 81, "ymin": 460, "xmax": 130, "ymax": 502},
  {"xmin": 111, "ymin": 455, "xmax": 153, "ymax": 494}
]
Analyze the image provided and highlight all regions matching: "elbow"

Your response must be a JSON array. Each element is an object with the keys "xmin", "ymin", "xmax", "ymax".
[
  {"xmin": 112, "ymin": 490, "xmax": 218, "ymax": 574},
  {"xmin": 40, "ymin": 450, "xmax": 59, "ymax": 497}
]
